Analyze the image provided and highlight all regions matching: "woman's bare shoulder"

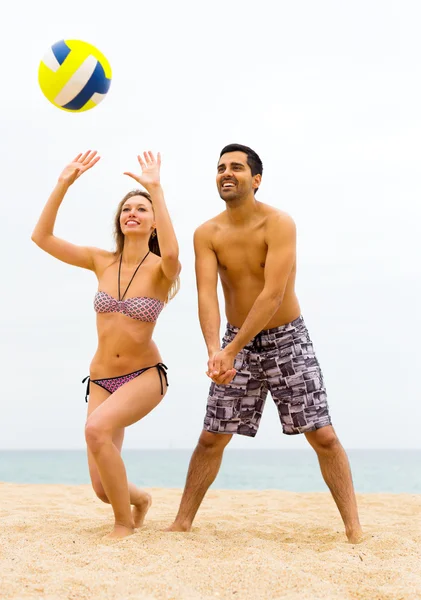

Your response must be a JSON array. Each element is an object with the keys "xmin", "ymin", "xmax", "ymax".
[{"xmin": 91, "ymin": 248, "xmax": 118, "ymax": 276}]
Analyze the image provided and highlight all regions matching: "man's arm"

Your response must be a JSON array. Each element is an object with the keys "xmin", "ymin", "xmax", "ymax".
[
  {"xmin": 194, "ymin": 224, "xmax": 221, "ymax": 356},
  {"xmin": 212, "ymin": 213, "xmax": 296, "ymax": 378}
]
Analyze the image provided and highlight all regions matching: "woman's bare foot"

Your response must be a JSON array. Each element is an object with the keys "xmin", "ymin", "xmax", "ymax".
[
  {"xmin": 132, "ymin": 492, "xmax": 152, "ymax": 529},
  {"xmin": 103, "ymin": 523, "xmax": 135, "ymax": 540}
]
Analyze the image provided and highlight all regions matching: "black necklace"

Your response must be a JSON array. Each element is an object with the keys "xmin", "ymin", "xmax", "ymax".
[{"xmin": 118, "ymin": 250, "xmax": 150, "ymax": 301}]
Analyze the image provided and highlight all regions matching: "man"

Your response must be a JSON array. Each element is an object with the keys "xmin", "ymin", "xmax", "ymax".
[{"xmin": 168, "ymin": 144, "xmax": 362, "ymax": 543}]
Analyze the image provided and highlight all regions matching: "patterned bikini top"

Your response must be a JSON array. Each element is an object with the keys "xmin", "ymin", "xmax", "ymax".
[
  {"xmin": 94, "ymin": 250, "xmax": 164, "ymax": 322},
  {"xmin": 94, "ymin": 291, "xmax": 164, "ymax": 323}
]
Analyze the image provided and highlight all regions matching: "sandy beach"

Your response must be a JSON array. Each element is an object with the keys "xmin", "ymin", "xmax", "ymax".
[{"xmin": 1, "ymin": 483, "xmax": 420, "ymax": 600}]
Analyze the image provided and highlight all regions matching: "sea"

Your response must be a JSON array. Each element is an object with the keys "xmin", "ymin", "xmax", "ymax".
[{"xmin": 0, "ymin": 449, "xmax": 419, "ymax": 493}]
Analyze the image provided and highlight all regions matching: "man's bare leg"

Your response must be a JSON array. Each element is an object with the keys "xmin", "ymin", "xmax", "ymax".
[
  {"xmin": 305, "ymin": 426, "xmax": 363, "ymax": 543},
  {"xmin": 166, "ymin": 431, "xmax": 232, "ymax": 532}
]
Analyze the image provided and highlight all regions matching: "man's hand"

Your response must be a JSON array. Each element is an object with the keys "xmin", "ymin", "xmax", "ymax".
[{"xmin": 207, "ymin": 348, "xmax": 237, "ymax": 385}]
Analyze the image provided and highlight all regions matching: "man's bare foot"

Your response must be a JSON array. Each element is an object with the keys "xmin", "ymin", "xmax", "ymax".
[
  {"xmin": 132, "ymin": 492, "xmax": 152, "ymax": 529},
  {"xmin": 103, "ymin": 524, "xmax": 135, "ymax": 540},
  {"xmin": 346, "ymin": 527, "xmax": 364, "ymax": 544},
  {"xmin": 164, "ymin": 521, "xmax": 192, "ymax": 532}
]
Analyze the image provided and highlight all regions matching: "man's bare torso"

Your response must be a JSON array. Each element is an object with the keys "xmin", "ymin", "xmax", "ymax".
[{"xmin": 207, "ymin": 202, "xmax": 301, "ymax": 329}]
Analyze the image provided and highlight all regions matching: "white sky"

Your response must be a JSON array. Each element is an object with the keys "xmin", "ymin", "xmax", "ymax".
[{"xmin": 0, "ymin": 0, "xmax": 420, "ymax": 450}]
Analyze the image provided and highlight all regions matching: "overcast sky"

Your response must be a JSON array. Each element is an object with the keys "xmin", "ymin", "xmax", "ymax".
[{"xmin": 0, "ymin": 0, "xmax": 420, "ymax": 450}]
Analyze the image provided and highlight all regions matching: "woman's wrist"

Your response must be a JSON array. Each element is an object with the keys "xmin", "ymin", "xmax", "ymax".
[
  {"xmin": 144, "ymin": 182, "xmax": 163, "ymax": 195},
  {"xmin": 56, "ymin": 178, "xmax": 71, "ymax": 191}
]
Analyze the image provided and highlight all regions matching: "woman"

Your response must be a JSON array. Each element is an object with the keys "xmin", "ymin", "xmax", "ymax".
[{"xmin": 32, "ymin": 150, "xmax": 180, "ymax": 539}]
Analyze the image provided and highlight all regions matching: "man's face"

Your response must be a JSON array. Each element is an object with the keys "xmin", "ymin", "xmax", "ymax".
[{"xmin": 216, "ymin": 151, "xmax": 260, "ymax": 201}]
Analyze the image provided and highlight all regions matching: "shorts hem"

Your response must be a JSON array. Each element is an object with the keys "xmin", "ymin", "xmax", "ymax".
[
  {"xmin": 203, "ymin": 425, "xmax": 257, "ymax": 438},
  {"xmin": 283, "ymin": 419, "xmax": 332, "ymax": 436}
]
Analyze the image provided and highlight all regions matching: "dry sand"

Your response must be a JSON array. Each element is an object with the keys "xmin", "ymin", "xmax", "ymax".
[{"xmin": 1, "ymin": 483, "xmax": 420, "ymax": 600}]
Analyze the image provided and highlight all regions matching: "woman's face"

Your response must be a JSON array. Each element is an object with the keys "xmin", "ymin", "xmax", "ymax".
[{"xmin": 119, "ymin": 195, "xmax": 155, "ymax": 237}]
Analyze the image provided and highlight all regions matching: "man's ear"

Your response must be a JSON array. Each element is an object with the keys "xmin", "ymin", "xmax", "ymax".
[{"xmin": 253, "ymin": 174, "xmax": 262, "ymax": 190}]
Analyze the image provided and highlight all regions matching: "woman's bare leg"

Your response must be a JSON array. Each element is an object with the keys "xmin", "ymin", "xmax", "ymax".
[
  {"xmin": 86, "ymin": 386, "xmax": 152, "ymax": 529},
  {"xmin": 85, "ymin": 369, "xmax": 166, "ymax": 539}
]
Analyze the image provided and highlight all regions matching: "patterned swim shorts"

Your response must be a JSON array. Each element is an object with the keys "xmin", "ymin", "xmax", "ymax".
[{"xmin": 204, "ymin": 316, "xmax": 331, "ymax": 437}]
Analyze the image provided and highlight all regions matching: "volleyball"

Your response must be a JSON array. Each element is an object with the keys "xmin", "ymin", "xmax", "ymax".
[{"xmin": 38, "ymin": 39, "xmax": 112, "ymax": 112}]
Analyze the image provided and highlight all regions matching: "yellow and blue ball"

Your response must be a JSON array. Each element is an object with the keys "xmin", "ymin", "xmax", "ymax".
[{"xmin": 38, "ymin": 39, "xmax": 112, "ymax": 112}]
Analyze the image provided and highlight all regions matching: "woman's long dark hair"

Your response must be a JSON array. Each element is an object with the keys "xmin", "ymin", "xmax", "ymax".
[{"xmin": 114, "ymin": 190, "xmax": 179, "ymax": 303}]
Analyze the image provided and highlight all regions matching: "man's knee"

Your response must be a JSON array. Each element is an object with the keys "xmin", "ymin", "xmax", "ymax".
[
  {"xmin": 198, "ymin": 430, "xmax": 232, "ymax": 452},
  {"xmin": 305, "ymin": 426, "xmax": 340, "ymax": 453}
]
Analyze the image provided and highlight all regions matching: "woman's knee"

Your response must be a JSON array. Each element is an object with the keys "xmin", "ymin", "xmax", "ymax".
[
  {"xmin": 85, "ymin": 418, "xmax": 110, "ymax": 452},
  {"xmin": 198, "ymin": 430, "xmax": 232, "ymax": 452}
]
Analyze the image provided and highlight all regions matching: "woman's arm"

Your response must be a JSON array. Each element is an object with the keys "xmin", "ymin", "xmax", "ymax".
[
  {"xmin": 31, "ymin": 151, "xmax": 103, "ymax": 271},
  {"xmin": 147, "ymin": 182, "xmax": 180, "ymax": 280},
  {"xmin": 124, "ymin": 151, "xmax": 181, "ymax": 280}
]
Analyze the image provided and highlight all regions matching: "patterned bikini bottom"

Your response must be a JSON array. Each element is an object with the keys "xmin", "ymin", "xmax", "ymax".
[{"xmin": 82, "ymin": 363, "xmax": 168, "ymax": 402}]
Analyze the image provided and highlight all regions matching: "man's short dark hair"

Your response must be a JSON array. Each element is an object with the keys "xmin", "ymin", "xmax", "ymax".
[{"xmin": 219, "ymin": 143, "xmax": 263, "ymax": 177}]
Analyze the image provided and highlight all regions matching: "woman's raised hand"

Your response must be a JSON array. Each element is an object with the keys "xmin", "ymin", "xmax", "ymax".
[
  {"xmin": 58, "ymin": 150, "xmax": 100, "ymax": 186},
  {"xmin": 124, "ymin": 151, "xmax": 161, "ymax": 190}
]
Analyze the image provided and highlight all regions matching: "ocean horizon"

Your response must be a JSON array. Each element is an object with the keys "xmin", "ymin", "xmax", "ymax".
[{"xmin": 0, "ymin": 448, "xmax": 419, "ymax": 493}]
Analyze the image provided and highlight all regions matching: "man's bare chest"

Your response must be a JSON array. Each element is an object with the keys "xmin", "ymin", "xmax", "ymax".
[{"xmin": 213, "ymin": 230, "xmax": 267, "ymax": 278}]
